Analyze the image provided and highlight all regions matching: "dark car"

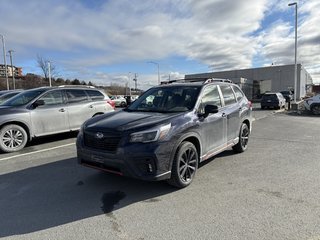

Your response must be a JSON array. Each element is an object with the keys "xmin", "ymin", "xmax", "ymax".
[
  {"xmin": 0, "ymin": 86, "xmax": 114, "ymax": 153},
  {"xmin": 77, "ymin": 79, "xmax": 252, "ymax": 188},
  {"xmin": 260, "ymin": 92, "xmax": 286, "ymax": 109}
]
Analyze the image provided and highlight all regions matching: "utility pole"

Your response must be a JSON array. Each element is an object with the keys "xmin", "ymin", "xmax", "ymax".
[
  {"xmin": 1, "ymin": 34, "xmax": 9, "ymax": 90},
  {"xmin": 133, "ymin": 73, "xmax": 138, "ymax": 91},
  {"xmin": 8, "ymin": 50, "xmax": 15, "ymax": 90},
  {"xmin": 288, "ymin": 2, "xmax": 298, "ymax": 102}
]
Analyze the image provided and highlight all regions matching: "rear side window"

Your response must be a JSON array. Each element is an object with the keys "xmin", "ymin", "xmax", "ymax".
[
  {"xmin": 232, "ymin": 86, "xmax": 244, "ymax": 101},
  {"xmin": 66, "ymin": 89, "xmax": 88, "ymax": 103},
  {"xmin": 86, "ymin": 90, "xmax": 105, "ymax": 100},
  {"xmin": 219, "ymin": 85, "xmax": 237, "ymax": 106}
]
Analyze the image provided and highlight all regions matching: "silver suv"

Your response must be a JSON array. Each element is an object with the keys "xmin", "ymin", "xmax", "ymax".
[{"xmin": 0, "ymin": 86, "xmax": 114, "ymax": 153}]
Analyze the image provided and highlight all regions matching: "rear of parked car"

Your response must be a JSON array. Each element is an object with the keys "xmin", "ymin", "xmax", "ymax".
[
  {"xmin": 0, "ymin": 86, "xmax": 114, "ymax": 153},
  {"xmin": 261, "ymin": 93, "xmax": 285, "ymax": 109}
]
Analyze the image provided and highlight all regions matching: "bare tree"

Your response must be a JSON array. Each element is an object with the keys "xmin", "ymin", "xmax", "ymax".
[{"xmin": 37, "ymin": 54, "xmax": 56, "ymax": 80}]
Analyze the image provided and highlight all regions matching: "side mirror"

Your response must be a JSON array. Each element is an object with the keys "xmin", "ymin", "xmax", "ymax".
[
  {"xmin": 32, "ymin": 99, "xmax": 45, "ymax": 108},
  {"xmin": 205, "ymin": 104, "xmax": 219, "ymax": 115}
]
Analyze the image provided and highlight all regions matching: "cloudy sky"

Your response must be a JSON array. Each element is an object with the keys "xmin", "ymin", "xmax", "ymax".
[{"xmin": 1, "ymin": 0, "xmax": 319, "ymax": 90}]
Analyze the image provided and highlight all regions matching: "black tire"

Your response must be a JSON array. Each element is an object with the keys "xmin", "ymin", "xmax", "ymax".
[
  {"xmin": 120, "ymin": 102, "xmax": 127, "ymax": 108},
  {"xmin": 311, "ymin": 104, "xmax": 320, "ymax": 115},
  {"xmin": 232, "ymin": 123, "xmax": 250, "ymax": 153},
  {"xmin": 167, "ymin": 142, "xmax": 198, "ymax": 188},
  {"xmin": 0, "ymin": 124, "xmax": 28, "ymax": 153},
  {"xmin": 261, "ymin": 106, "xmax": 265, "ymax": 110}
]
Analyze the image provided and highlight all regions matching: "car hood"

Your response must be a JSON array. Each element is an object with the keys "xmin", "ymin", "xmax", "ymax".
[
  {"xmin": 0, "ymin": 105, "xmax": 26, "ymax": 115},
  {"xmin": 85, "ymin": 110, "xmax": 184, "ymax": 132}
]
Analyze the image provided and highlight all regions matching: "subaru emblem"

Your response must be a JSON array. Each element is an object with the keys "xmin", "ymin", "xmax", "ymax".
[{"xmin": 95, "ymin": 132, "xmax": 104, "ymax": 139}]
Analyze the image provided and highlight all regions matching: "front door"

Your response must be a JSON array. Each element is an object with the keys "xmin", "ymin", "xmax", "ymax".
[
  {"xmin": 30, "ymin": 90, "xmax": 69, "ymax": 136},
  {"xmin": 198, "ymin": 85, "xmax": 226, "ymax": 159}
]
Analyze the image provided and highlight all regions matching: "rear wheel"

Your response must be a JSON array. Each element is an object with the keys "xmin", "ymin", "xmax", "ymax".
[
  {"xmin": 167, "ymin": 142, "xmax": 198, "ymax": 188},
  {"xmin": 311, "ymin": 104, "xmax": 320, "ymax": 115},
  {"xmin": 233, "ymin": 123, "xmax": 250, "ymax": 153},
  {"xmin": 0, "ymin": 124, "xmax": 28, "ymax": 153}
]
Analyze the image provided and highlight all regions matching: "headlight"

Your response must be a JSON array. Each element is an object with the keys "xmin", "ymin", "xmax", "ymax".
[{"xmin": 130, "ymin": 123, "xmax": 171, "ymax": 143}]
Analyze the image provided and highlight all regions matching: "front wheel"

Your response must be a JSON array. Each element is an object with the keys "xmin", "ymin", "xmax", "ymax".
[
  {"xmin": 233, "ymin": 123, "xmax": 250, "ymax": 153},
  {"xmin": 0, "ymin": 124, "xmax": 28, "ymax": 153},
  {"xmin": 167, "ymin": 142, "xmax": 198, "ymax": 188}
]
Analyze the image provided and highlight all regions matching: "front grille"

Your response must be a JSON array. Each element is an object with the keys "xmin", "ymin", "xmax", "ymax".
[{"xmin": 83, "ymin": 131, "xmax": 121, "ymax": 153}]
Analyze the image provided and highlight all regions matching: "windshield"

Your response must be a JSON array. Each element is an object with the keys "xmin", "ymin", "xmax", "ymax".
[
  {"xmin": 127, "ymin": 85, "xmax": 201, "ymax": 113},
  {"xmin": 1, "ymin": 89, "xmax": 47, "ymax": 107}
]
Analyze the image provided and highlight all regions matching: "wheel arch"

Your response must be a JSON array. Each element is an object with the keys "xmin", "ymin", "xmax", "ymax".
[
  {"xmin": 0, "ymin": 121, "xmax": 32, "ymax": 141},
  {"xmin": 169, "ymin": 133, "xmax": 201, "ymax": 169}
]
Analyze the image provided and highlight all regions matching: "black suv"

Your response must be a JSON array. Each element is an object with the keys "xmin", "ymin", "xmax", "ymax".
[{"xmin": 77, "ymin": 79, "xmax": 252, "ymax": 188}]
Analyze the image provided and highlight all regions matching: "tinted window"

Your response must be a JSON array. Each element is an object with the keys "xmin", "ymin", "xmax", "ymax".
[
  {"xmin": 220, "ymin": 85, "xmax": 237, "ymax": 106},
  {"xmin": 232, "ymin": 86, "xmax": 244, "ymax": 101},
  {"xmin": 262, "ymin": 94, "xmax": 277, "ymax": 100},
  {"xmin": 66, "ymin": 89, "xmax": 88, "ymax": 103},
  {"xmin": 127, "ymin": 86, "xmax": 201, "ymax": 113},
  {"xmin": 38, "ymin": 90, "xmax": 64, "ymax": 105},
  {"xmin": 86, "ymin": 90, "xmax": 105, "ymax": 100}
]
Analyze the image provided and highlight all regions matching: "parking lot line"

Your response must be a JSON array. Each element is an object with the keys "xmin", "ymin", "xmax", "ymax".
[{"xmin": 0, "ymin": 143, "xmax": 76, "ymax": 162}]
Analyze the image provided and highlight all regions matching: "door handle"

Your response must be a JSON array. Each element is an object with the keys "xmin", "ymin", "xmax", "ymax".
[
  {"xmin": 222, "ymin": 113, "xmax": 227, "ymax": 118},
  {"xmin": 89, "ymin": 105, "xmax": 93, "ymax": 108},
  {"xmin": 59, "ymin": 108, "xmax": 65, "ymax": 112}
]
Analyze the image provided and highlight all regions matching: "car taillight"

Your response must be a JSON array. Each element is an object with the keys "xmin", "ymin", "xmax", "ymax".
[
  {"xmin": 248, "ymin": 101, "xmax": 253, "ymax": 109},
  {"xmin": 107, "ymin": 100, "xmax": 115, "ymax": 109}
]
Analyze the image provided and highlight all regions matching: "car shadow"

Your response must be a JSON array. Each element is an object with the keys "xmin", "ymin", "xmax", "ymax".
[{"xmin": 0, "ymin": 158, "xmax": 177, "ymax": 237}]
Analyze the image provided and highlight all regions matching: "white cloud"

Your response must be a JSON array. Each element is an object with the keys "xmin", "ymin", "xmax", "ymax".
[{"xmin": 0, "ymin": 0, "xmax": 319, "ymax": 86}]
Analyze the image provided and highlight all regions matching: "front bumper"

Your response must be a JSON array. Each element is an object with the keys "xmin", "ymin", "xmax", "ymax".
[{"xmin": 76, "ymin": 134, "xmax": 173, "ymax": 181}]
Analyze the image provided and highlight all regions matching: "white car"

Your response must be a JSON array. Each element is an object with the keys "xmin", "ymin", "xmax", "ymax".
[
  {"xmin": 112, "ymin": 96, "xmax": 127, "ymax": 107},
  {"xmin": 304, "ymin": 94, "xmax": 320, "ymax": 115}
]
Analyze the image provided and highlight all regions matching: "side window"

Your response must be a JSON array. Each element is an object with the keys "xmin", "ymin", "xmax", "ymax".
[
  {"xmin": 86, "ymin": 90, "xmax": 105, "ymax": 100},
  {"xmin": 232, "ymin": 86, "xmax": 244, "ymax": 102},
  {"xmin": 38, "ymin": 90, "xmax": 63, "ymax": 106},
  {"xmin": 66, "ymin": 89, "xmax": 88, "ymax": 103},
  {"xmin": 220, "ymin": 85, "xmax": 237, "ymax": 106},
  {"xmin": 199, "ymin": 85, "xmax": 222, "ymax": 113}
]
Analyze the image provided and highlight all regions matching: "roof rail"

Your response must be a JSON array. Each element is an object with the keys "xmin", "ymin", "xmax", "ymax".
[
  {"xmin": 58, "ymin": 85, "xmax": 95, "ymax": 88},
  {"xmin": 160, "ymin": 78, "xmax": 233, "ymax": 85},
  {"xmin": 204, "ymin": 78, "xmax": 233, "ymax": 84}
]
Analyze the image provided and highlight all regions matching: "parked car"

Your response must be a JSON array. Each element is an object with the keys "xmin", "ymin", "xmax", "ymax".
[
  {"xmin": 260, "ymin": 92, "xmax": 286, "ymax": 109},
  {"xmin": 77, "ymin": 79, "xmax": 253, "ymax": 188},
  {"xmin": 0, "ymin": 86, "xmax": 114, "ymax": 153},
  {"xmin": 0, "ymin": 90, "xmax": 23, "ymax": 104},
  {"xmin": 280, "ymin": 90, "xmax": 293, "ymax": 102},
  {"xmin": 111, "ymin": 96, "xmax": 127, "ymax": 107},
  {"xmin": 304, "ymin": 94, "xmax": 320, "ymax": 115}
]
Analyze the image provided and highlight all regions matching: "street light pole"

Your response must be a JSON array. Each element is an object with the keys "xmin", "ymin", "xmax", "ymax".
[
  {"xmin": 0, "ymin": 34, "xmax": 9, "ymax": 90},
  {"xmin": 148, "ymin": 61, "xmax": 160, "ymax": 85},
  {"xmin": 288, "ymin": 2, "xmax": 298, "ymax": 103},
  {"xmin": 8, "ymin": 50, "xmax": 15, "ymax": 90}
]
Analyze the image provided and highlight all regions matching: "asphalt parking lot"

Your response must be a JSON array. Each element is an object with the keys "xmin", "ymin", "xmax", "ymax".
[{"xmin": 0, "ymin": 107, "xmax": 319, "ymax": 240}]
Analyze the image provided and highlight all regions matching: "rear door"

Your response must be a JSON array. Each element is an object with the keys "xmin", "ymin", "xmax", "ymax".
[
  {"xmin": 65, "ymin": 89, "xmax": 93, "ymax": 130},
  {"xmin": 219, "ymin": 84, "xmax": 240, "ymax": 142},
  {"xmin": 30, "ymin": 90, "xmax": 68, "ymax": 136}
]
